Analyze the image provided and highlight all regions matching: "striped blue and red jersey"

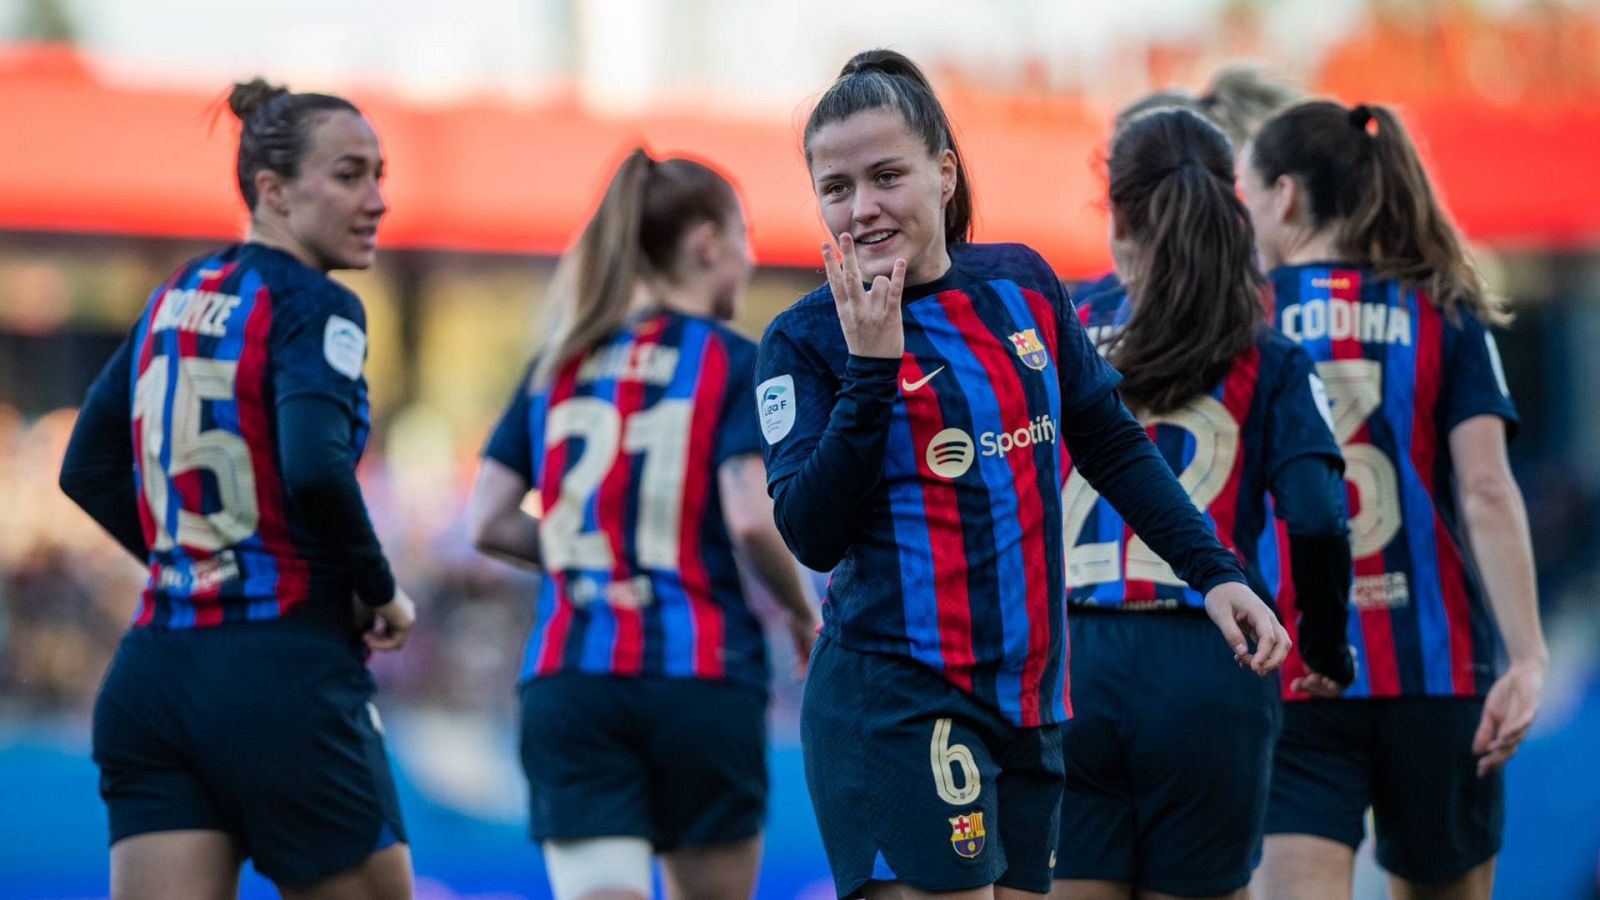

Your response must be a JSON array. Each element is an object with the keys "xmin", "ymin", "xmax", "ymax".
[
  {"xmin": 1270, "ymin": 263, "xmax": 1517, "ymax": 699},
  {"xmin": 484, "ymin": 311, "xmax": 769, "ymax": 692},
  {"xmin": 1065, "ymin": 282, "xmax": 1342, "ymax": 612},
  {"xmin": 757, "ymin": 243, "xmax": 1123, "ymax": 727},
  {"xmin": 123, "ymin": 243, "xmax": 374, "ymax": 628}
]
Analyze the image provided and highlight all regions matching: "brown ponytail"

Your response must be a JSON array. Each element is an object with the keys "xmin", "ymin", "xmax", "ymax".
[
  {"xmin": 1105, "ymin": 108, "xmax": 1265, "ymax": 415},
  {"xmin": 535, "ymin": 150, "xmax": 739, "ymax": 386},
  {"xmin": 1250, "ymin": 100, "xmax": 1501, "ymax": 323}
]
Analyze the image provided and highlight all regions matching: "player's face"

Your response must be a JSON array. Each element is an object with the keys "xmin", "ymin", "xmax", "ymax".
[
  {"xmin": 809, "ymin": 107, "xmax": 958, "ymax": 285},
  {"xmin": 708, "ymin": 203, "xmax": 753, "ymax": 321},
  {"xmin": 1236, "ymin": 140, "xmax": 1285, "ymax": 270},
  {"xmin": 282, "ymin": 111, "xmax": 387, "ymax": 271}
]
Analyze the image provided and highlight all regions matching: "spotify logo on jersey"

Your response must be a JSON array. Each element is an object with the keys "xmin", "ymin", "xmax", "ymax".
[{"xmin": 925, "ymin": 428, "xmax": 976, "ymax": 479}]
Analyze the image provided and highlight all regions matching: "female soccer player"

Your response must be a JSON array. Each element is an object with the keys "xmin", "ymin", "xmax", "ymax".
[
  {"xmin": 1241, "ymin": 101, "xmax": 1546, "ymax": 900},
  {"xmin": 758, "ymin": 50, "xmax": 1289, "ymax": 900},
  {"xmin": 1051, "ymin": 108, "xmax": 1354, "ymax": 900},
  {"xmin": 58, "ymin": 79, "xmax": 415, "ymax": 900},
  {"xmin": 470, "ymin": 150, "xmax": 818, "ymax": 900}
]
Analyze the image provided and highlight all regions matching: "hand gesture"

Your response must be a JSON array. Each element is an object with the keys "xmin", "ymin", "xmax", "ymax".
[
  {"xmin": 355, "ymin": 587, "xmax": 417, "ymax": 653},
  {"xmin": 1202, "ymin": 581, "xmax": 1290, "ymax": 676},
  {"xmin": 823, "ymin": 233, "xmax": 906, "ymax": 359}
]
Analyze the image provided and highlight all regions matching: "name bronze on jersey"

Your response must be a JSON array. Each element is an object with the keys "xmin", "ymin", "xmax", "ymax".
[
  {"xmin": 1281, "ymin": 297, "xmax": 1413, "ymax": 346},
  {"xmin": 151, "ymin": 288, "xmax": 244, "ymax": 336}
]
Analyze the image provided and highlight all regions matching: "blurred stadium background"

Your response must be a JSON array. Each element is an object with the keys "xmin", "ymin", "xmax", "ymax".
[{"xmin": 2, "ymin": 0, "xmax": 1599, "ymax": 896}]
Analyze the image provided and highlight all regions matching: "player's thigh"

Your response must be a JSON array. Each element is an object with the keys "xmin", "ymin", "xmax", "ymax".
[
  {"xmin": 543, "ymin": 837, "xmax": 653, "ymax": 900},
  {"xmin": 1054, "ymin": 612, "xmax": 1138, "ymax": 888},
  {"xmin": 1125, "ymin": 614, "xmax": 1283, "ymax": 898},
  {"xmin": 644, "ymin": 678, "xmax": 768, "ymax": 852},
  {"xmin": 1262, "ymin": 699, "xmax": 1371, "ymax": 851},
  {"xmin": 991, "ymin": 718, "xmax": 1064, "ymax": 895},
  {"xmin": 661, "ymin": 834, "xmax": 763, "ymax": 900},
  {"xmin": 280, "ymin": 842, "xmax": 413, "ymax": 900},
  {"xmin": 1371, "ymin": 698, "xmax": 1502, "ymax": 887},
  {"xmin": 194, "ymin": 623, "xmax": 409, "ymax": 889},
  {"xmin": 110, "ymin": 830, "xmax": 241, "ymax": 900},
  {"xmin": 801, "ymin": 635, "xmax": 1007, "ymax": 897},
  {"xmin": 1252, "ymin": 834, "xmax": 1354, "ymax": 900},
  {"xmin": 520, "ymin": 674, "xmax": 653, "ymax": 844},
  {"xmin": 1388, "ymin": 857, "xmax": 1495, "ymax": 900},
  {"xmin": 862, "ymin": 882, "xmax": 995, "ymax": 900}
]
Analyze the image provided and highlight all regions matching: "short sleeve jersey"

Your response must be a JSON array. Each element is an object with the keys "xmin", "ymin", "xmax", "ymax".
[
  {"xmin": 757, "ymin": 242, "xmax": 1121, "ymax": 727},
  {"xmin": 1064, "ymin": 279, "xmax": 1343, "ymax": 613},
  {"xmin": 1270, "ymin": 263, "xmax": 1518, "ymax": 698},
  {"xmin": 126, "ymin": 243, "xmax": 374, "ymax": 628},
  {"xmin": 483, "ymin": 311, "xmax": 769, "ymax": 692}
]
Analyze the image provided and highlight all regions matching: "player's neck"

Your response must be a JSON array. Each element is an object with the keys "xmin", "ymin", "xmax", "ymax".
[
  {"xmin": 246, "ymin": 220, "xmax": 323, "ymax": 272},
  {"xmin": 1278, "ymin": 228, "xmax": 1346, "ymax": 267},
  {"xmin": 640, "ymin": 277, "xmax": 717, "ymax": 320}
]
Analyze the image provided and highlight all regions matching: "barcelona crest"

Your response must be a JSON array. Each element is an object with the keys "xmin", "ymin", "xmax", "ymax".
[
  {"xmin": 949, "ymin": 811, "xmax": 986, "ymax": 859},
  {"xmin": 1009, "ymin": 328, "xmax": 1049, "ymax": 371}
]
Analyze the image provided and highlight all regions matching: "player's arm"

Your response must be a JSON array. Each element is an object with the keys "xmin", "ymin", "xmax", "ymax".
[
  {"xmin": 470, "ymin": 458, "xmax": 541, "ymax": 569},
  {"xmin": 1452, "ymin": 414, "xmax": 1545, "ymax": 774},
  {"xmin": 59, "ymin": 337, "xmax": 149, "ymax": 562},
  {"xmin": 471, "ymin": 368, "xmax": 542, "ymax": 569},
  {"xmin": 719, "ymin": 452, "xmax": 820, "ymax": 674},
  {"xmin": 1270, "ymin": 456, "xmax": 1355, "ymax": 694}
]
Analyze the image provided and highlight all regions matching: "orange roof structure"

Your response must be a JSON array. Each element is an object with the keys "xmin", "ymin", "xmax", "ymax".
[{"xmin": 3, "ymin": 45, "xmax": 1597, "ymax": 277}]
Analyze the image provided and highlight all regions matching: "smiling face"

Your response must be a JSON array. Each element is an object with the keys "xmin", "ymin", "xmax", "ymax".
[
  {"xmin": 807, "ymin": 107, "xmax": 957, "ymax": 285},
  {"xmin": 263, "ymin": 110, "xmax": 388, "ymax": 271}
]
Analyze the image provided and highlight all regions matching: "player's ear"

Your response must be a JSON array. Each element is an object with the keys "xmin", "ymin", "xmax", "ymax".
[
  {"xmin": 1273, "ymin": 174, "xmax": 1301, "ymax": 227},
  {"xmin": 686, "ymin": 219, "xmax": 721, "ymax": 270},
  {"xmin": 256, "ymin": 169, "xmax": 290, "ymax": 218}
]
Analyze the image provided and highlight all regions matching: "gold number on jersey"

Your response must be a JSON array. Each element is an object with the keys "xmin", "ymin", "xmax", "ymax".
[
  {"xmin": 1063, "ymin": 395, "xmax": 1240, "ymax": 587},
  {"xmin": 930, "ymin": 717, "xmax": 982, "ymax": 806},
  {"xmin": 540, "ymin": 397, "xmax": 693, "ymax": 573},
  {"xmin": 132, "ymin": 356, "xmax": 259, "ymax": 552},
  {"xmin": 1315, "ymin": 359, "xmax": 1402, "ymax": 558}
]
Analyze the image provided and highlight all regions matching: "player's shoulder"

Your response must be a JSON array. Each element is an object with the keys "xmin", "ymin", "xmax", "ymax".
[
  {"xmin": 763, "ymin": 284, "xmax": 843, "ymax": 348},
  {"xmin": 1252, "ymin": 326, "xmax": 1319, "ymax": 388},
  {"xmin": 1078, "ymin": 275, "xmax": 1129, "ymax": 324},
  {"xmin": 951, "ymin": 241, "xmax": 1059, "ymax": 295}
]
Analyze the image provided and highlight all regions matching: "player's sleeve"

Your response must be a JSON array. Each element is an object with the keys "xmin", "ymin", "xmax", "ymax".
[
  {"xmin": 714, "ymin": 335, "xmax": 764, "ymax": 467},
  {"xmin": 1442, "ymin": 313, "xmax": 1519, "ymax": 437},
  {"xmin": 272, "ymin": 285, "xmax": 395, "ymax": 607},
  {"xmin": 1264, "ymin": 345, "xmax": 1344, "ymax": 483},
  {"xmin": 482, "ymin": 362, "xmax": 536, "ymax": 483},
  {"xmin": 757, "ymin": 314, "xmax": 897, "ymax": 572},
  {"xmin": 1045, "ymin": 262, "xmax": 1122, "ymax": 414},
  {"xmin": 59, "ymin": 335, "xmax": 149, "ymax": 561},
  {"xmin": 272, "ymin": 283, "xmax": 370, "ymax": 417}
]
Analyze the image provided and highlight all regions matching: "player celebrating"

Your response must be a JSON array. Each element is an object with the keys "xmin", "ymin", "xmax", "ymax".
[
  {"xmin": 1051, "ymin": 108, "xmax": 1353, "ymax": 900},
  {"xmin": 58, "ymin": 79, "xmax": 415, "ymax": 899},
  {"xmin": 758, "ymin": 50, "xmax": 1289, "ymax": 900},
  {"xmin": 470, "ymin": 150, "xmax": 818, "ymax": 900},
  {"xmin": 1241, "ymin": 101, "xmax": 1546, "ymax": 900}
]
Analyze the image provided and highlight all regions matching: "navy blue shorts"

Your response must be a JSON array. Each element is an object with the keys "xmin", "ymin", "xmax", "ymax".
[
  {"xmin": 1054, "ymin": 610, "xmax": 1282, "ymax": 896},
  {"xmin": 519, "ymin": 673, "xmax": 767, "ymax": 851},
  {"xmin": 92, "ymin": 618, "xmax": 405, "ymax": 888},
  {"xmin": 802, "ymin": 635, "xmax": 1064, "ymax": 899},
  {"xmin": 1265, "ymin": 696, "xmax": 1504, "ymax": 884}
]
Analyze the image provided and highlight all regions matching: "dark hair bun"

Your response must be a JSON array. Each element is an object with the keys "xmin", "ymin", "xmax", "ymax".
[
  {"xmin": 839, "ymin": 48, "xmax": 925, "ymax": 84},
  {"xmin": 228, "ymin": 78, "xmax": 289, "ymax": 122}
]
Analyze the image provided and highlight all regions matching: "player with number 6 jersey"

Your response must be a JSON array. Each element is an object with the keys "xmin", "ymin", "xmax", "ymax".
[
  {"xmin": 58, "ymin": 79, "xmax": 415, "ymax": 898},
  {"xmin": 1242, "ymin": 101, "xmax": 1546, "ymax": 899},
  {"xmin": 471, "ymin": 150, "xmax": 817, "ymax": 900},
  {"xmin": 764, "ymin": 51, "xmax": 1290, "ymax": 900},
  {"xmin": 1052, "ymin": 108, "xmax": 1353, "ymax": 900}
]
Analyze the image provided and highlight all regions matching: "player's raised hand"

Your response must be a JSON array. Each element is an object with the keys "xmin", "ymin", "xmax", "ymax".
[
  {"xmin": 1203, "ymin": 581, "xmax": 1290, "ymax": 676},
  {"xmin": 823, "ymin": 232, "xmax": 905, "ymax": 359}
]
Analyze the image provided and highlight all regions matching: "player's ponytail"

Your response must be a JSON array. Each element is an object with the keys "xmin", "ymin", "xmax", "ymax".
[
  {"xmin": 1104, "ymin": 108, "xmax": 1264, "ymax": 415},
  {"xmin": 229, "ymin": 77, "xmax": 360, "ymax": 211},
  {"xmin": 803, "ymin": 49, "xmax": 973, "ymax": 247},
  {"xmin": 535, "ymin": 149, "xmax": 739, "ymax": 386},
  {"xmin": 1250, "ymin": 100, "xmax": 1501, "ymax": 323}
]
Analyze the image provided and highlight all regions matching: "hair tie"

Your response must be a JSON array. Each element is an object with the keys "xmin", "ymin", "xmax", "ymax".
[{"xmin": 1348, "ymin": 104, "xmax": 1374, "ymax": 133}]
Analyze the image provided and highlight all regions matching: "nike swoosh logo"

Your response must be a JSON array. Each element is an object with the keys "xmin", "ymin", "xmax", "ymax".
[{"xmin": 901, "ymin": 366, "xmax": 945, "ymax": 392}]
